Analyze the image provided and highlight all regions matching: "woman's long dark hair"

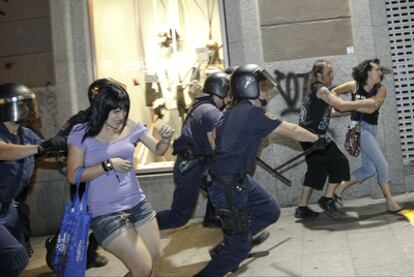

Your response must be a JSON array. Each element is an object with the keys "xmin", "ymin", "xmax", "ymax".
[
  {"xmin": 352, "ymin": 58, "xmax": 383, "ymax": 87},
  {"xmin": 82, "ymin": 80, "xmax": 130, "ymax": 142}
]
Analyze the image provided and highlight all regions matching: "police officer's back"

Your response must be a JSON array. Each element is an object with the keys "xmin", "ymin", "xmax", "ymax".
[{"xmin": 156, "ymin": 72, "xmax": 230, "ymax": 229}]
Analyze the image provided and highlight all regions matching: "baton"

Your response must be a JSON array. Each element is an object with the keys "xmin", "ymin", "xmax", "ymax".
[
  {"xmin": 256, "ymin": 157, "xmax": 292, "ymax": 186},
  {"xmin": 275, "ymin": 146, "xmax": 315, "ymax": 171}
]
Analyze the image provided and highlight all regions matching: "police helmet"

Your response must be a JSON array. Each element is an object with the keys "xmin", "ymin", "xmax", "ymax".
[
  {"xmin": 230, "ymin": 64, "xmax": 276, "ymax": 100},
  {"xmin": 0, "ymin": 83, "xmax": 39, "ymax": 122},
  {"xmin": 88, "ymin": 78, "xmax": 124, "ymax": 104},
  {"xmin": 202, "ymin": 72, "xmax": 230, "ymax": 99}
]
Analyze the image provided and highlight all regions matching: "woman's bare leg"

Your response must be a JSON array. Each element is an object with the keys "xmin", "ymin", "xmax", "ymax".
[
  {"xmin": 380, "ymin": 181, "xmax": 402, "ymax": 212},
  {"xmin": 135, "ymin": 218, "xmax": 161, "ymax": 277},
  {"xmin": 334, "ymin": 176, "xmax": 359, "ymax": 198},
  {"xmin": 104, "ymin": 228, "xmax": 153, "ymax": 277}
]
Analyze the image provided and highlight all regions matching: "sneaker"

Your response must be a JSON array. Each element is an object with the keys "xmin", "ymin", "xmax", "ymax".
[
  {"xmin": 295, "ymin": 206, "xmax": 320, "ymax": 219},
  {"xmin": 318, "ymin": 196, "xmax": 342, "ymax": 220}
]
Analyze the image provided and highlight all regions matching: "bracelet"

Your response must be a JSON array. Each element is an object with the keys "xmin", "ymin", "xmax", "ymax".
[{"xmin": 101, "ymin": 159, "xmax": 113, "ymax": 172}]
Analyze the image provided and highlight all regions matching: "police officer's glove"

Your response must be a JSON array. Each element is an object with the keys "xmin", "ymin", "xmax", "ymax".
[
  {"xmin": 313, "ymin": 135, "xmax": 331, "ymax": 150},
  {"xmin": 37, "ymin": 134, "xmax": 68, "ymax": 156}
]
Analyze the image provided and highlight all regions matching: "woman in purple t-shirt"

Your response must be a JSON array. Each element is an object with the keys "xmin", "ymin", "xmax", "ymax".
[{"xmin": 67, "ymin": 80, "xmax": 174, "ymax": 277}]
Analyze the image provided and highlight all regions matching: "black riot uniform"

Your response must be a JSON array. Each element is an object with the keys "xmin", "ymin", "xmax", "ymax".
[
  {"xmin": 0, "ymin": 123, "xmax": 41, "ymax": 277},
  {"xmin": 156, "ymin": 72, "xmax": 230, "ymax": 229},
  {"xmin": 0, "ymin": 83, "xmax": 62, "ymax": 276},
  {"xmin": 195, "ymin": 65, "xmax": 283, "ymax": 277}
]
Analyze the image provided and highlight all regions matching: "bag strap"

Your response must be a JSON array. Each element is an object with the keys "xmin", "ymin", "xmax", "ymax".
[
  {"xmin": 352, "ymin": 83, "xmax": 363, "ymax": 122},
  {"xmin": 75, "ymin": 167, "xmax": 84, "ymax": 189},
  {"xmin": 74, "ymin": 167, "xmax": 89, "ymax": 212}
]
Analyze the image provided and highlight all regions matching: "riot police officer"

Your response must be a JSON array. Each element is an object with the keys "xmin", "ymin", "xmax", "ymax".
[
  {"xmin": 0, "ymin": 83, "xmax": 64, "ymax": 277},
  {"xmin": 44, "ymin": 78, "xmax": 113, "ymax": 269},
  {"xmin": 156, "ymin": 72, "xmax": 230, "ymax": 229},
  {"xmin": 195, "ymin": 65, "xmax": 329, "ymax": 276}
]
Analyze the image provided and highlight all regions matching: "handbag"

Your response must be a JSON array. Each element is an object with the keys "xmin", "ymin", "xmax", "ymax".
[
  {"xmin": 53, "ymin": 167, "xmax": 91, "ymax": 277},
  {"xmin": 344, "ymin": 84, "xmax": 362, "ymax": 157},
  {"xmin": 344, "ymin": 121, "xmax": 361, "ymax": 156}
]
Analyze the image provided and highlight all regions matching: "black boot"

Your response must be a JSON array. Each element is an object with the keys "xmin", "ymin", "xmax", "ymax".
[
  {"xmin": 25, "ymin": 240, "xmax": 34, "ymax": 257},
  {"xmin": 252, "ymin": 231, "xmax": 269, "ymax": 247},
  {"xmin": 86, "ymin": 233, "xmax": 108, "ymax": 269},
  {"xmin": 202, "ymin": 199, "xmax": 221, "ymax": 228},
  {"xmin": 45, "ymin": 235, "xmax": 57, "ymax": 270}
]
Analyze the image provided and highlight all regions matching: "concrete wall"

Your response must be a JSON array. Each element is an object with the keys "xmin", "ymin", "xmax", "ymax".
[
  {"xmin": 0, "ymin": 0, "xmax": 54, "ymax": 87},
  {"xmin": 259, "ymin": 0, "xmax": 353, "ymax": 61}
]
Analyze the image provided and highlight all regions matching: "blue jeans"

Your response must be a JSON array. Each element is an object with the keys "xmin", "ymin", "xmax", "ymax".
[
  {"xmin": 197, "ymin": 175, "xmax": 280, "ymax": 277},
  {"xmin": 353, "ymin": 122, "xmax": 390, "ymax": 184},
  {"xmin": 156, "ymin": 157, "xmax": 206, "ymax": 229}
]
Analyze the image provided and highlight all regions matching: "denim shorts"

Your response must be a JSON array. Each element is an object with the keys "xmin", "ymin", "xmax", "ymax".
[{"xmin": 91, "ymin": 199, "xmax": 156, "ymax": 248}]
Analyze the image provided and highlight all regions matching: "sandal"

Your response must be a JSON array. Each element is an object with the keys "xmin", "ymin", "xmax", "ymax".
[
  {"xmin": 387, "ymin": 207, "xmax": 405, "ymax": 216},
  {"xmin": 333, "ymin": 193, "xmax": 343, "ymax": 207}
]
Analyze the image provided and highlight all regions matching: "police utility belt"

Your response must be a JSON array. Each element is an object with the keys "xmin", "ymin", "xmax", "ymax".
[
  {"xmin": 177, "ymin": 149, "xmax": 208, "ymax": 175},
  {"xmin": 211, "ymin": 173, "xmax": 250, "ymax": 235}
]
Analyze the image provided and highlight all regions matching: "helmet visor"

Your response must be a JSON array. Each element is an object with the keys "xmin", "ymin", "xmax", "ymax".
[
  {"xmin": 0, "ymin": 94, "xmax": 39, "ymax": 122},
  {"xmin": 257, "ymin": 69, "xmax": 279, "ymax": 99}
]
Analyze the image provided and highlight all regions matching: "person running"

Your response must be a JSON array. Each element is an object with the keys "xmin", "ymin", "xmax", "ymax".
[
  {"xmin": 332, "ymin": 58, "xmax": 403, "ymax": 214},
  {"xmin": 67, "ymin": 79, "xmax": 174, "ymax": 276},
  {"xmin": 296, "ymin": 59, "xmax": 379, "ymax": 220},
  {"xmin": 195, "ymin": 64, "xmax": 330, "ymax": 276}
]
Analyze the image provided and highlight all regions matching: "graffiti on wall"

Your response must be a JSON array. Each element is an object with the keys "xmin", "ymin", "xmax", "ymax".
[
  {"xmin": 273, "ymin": 69, "xmax": 336, "ymax": 138},
  {"xmin": 274, "ymin": 70, "xmax": 311, "ymax": 116}
]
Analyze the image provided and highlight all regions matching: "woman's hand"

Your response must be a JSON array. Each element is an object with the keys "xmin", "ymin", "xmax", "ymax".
[
  {"xmin": 159, "ymin": 125, "xmax": 175, "ymax": 142},
  {"xmin": 110, "ymin": 157, "xmax": 132, "ymax": 172},
  {"xmin": 139, "ymin": 124, "xmax": 175, "ymax": 156}
]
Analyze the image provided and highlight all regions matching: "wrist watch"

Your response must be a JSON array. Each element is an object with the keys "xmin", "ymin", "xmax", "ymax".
[{"xmin": 101, "ymin": 159, "xmax": 113, "ymax": 172}]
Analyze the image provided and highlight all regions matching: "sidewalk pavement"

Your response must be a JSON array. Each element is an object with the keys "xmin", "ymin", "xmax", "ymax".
[{"xmin": 22, "ymin": 192, "xmax": 414, "ymax": 277}]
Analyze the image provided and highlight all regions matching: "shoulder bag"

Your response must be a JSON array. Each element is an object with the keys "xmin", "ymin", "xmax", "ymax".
[
  {"xmin": 344, "ymin": 84, "xmax": 363, "ymax": 157},
  {"xmin": 53, "ymin": 167, "xmax": 91, "ymax": 277}
]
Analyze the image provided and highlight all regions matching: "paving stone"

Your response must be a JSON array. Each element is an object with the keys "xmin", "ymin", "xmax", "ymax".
[{"xmin": 21, "ymin": 193, "xmax": 414, "ymax": 277}]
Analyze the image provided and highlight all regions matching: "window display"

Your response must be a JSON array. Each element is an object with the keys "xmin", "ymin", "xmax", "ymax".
[{"xmin": 88, "ymin": 0, "xmax": 227, "ymax": 173}]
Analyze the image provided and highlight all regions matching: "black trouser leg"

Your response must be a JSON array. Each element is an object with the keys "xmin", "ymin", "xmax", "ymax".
[
  {"xmin": 203, "ymin": 197, "xmax": 221, "ymax": 227},
  {"xmin": 87, "ymin": 233, "xmax": 98, "ymax": 260}
]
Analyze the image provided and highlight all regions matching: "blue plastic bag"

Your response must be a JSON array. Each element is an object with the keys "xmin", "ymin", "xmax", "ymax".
[{"xmin": 54, "ymin": 167, "xmax": 91, "ymax": 277}]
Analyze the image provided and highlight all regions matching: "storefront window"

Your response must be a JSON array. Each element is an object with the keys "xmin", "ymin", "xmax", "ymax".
[{"xmin": 88, "ymin": 0, "xmax": 226, "ymax": 173}]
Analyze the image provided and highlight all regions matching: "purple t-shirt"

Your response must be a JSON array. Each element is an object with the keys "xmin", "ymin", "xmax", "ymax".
[{"xmin": 68, "ymin": 123, "xmax": 148, "ymax": 218}]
